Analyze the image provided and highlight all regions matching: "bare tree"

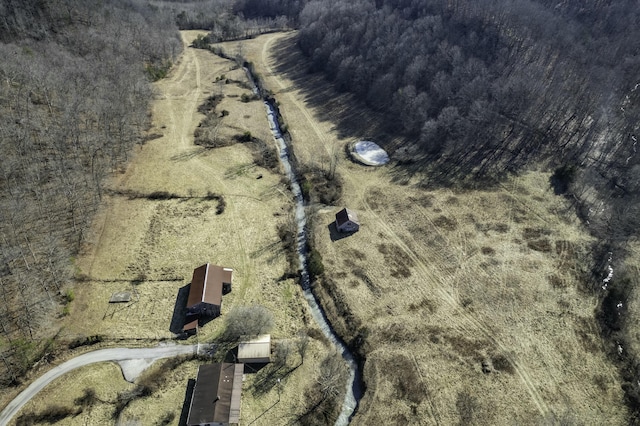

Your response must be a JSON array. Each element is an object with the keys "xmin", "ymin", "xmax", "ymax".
[{"xmin": 222, "ymin": 305, "xmax": 274, "ymax": 342}]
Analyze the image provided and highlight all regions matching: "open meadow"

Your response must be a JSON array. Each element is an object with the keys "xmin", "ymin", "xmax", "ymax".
[
  {"xmin": 217, "ymin": 32, "xmax": 629, "ymax": 424},
  {"xmin": 4, "ymin": 31, "xmax": 341, "ymax": 425},
  {"xmin": 5, "ymin": 28, "xmax": 629, "ymax": 425}
]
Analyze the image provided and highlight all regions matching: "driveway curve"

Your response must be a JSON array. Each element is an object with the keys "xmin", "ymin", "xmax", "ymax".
[{"xmin": 0, "ymin": 343, "xmax": 211, "ymax": 425}]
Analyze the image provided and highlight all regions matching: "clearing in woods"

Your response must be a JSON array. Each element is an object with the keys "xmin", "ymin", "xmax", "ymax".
[
  {"xmin": 217, "ymin": 32, "xmax": 629, "ymax": 424},
  {"xmin": 3, "ymin": 31, "xmax": 336, "ymax": 425}
]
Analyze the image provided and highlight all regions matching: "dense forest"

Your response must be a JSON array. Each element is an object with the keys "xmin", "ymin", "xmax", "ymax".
[
  {"xmin": 0, "ymin": 0, "xmax": 180, "ymax": 382},
  {"xmin": 294, "ymin": 1, "xmax": 639, "ymax": 180}
]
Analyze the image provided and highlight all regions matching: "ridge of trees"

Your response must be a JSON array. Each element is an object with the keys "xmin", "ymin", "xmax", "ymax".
[
  {"xmin": 295, "ymin": 1, "xmax": 638, "ymax": 183},
  {"xmin": 0, "ymin": 0, "xmax": 181, "ymax": 384},
  {"xmin": 161, "ymin": 0, "xmax": 292, "ymax": 40}
]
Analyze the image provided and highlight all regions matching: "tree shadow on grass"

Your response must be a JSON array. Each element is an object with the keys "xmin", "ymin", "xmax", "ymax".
[
  {"xmin": 250, "ymin": 363, "xmax": 300, "ymax": 398},
  {"xmin": 268, "ymin": 34, "xmax": 591, "ymax": 190},
  {"xmin": 270, "ymin": 34, "xmax": 394, "ymax": 148}
]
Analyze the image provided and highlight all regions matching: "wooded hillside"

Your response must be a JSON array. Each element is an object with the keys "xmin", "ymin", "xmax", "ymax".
[
  {"xmin": 295, "ymin": 1, "xmax": 638, "ymax": 180},
  {"xmin": 0, "ymin": 0, "xmax": 180, "ymax": 383}
]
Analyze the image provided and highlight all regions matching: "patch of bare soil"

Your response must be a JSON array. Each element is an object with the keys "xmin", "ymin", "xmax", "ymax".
[
  {"xmin": 7, "ymin": 31, "xmax": 335, "ymax": 425},
  {"xmin": 230, "ymin": 31, "xmax": 629, "ymax": 425}
]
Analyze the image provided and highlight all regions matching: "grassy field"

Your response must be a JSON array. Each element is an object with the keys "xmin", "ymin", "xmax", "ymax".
[
  {"xmin": 5, "ymin": 29, "xmax": 629, "ymax": 425},
  {"xmin": 217, "ymin": 32, "xmax": 629, "ymax": 424},
  {"xmin": 4, "ymin": 31, "xmax": 343, "ymax": 425}
]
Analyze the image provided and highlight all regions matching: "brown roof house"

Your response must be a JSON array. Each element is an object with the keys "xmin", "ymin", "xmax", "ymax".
[
  {"xmin": 187, "ymin": 363, "xmax": 243, "ymax": 426},
  {"xmin": 335, "ymin": 208, "xmax": 360, "ymax": 233},
  {"xmin": 183, "ymin": 264, "xmax": 232, "ymax": 333}
]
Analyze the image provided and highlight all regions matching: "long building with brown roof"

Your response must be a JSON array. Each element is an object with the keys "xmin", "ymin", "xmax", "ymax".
[{"xmin": 187, "ymin": 363, "xmax": 243, "ymax": 426}]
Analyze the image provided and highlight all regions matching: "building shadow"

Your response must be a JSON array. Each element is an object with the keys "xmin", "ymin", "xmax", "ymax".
[
  {"xmin": 178, "ymin": 378, "xmax": 196, "ymax": 426},
  {"xmin": 328, "ymin": 222, "xmax": 355, "ymax": 242},
  {"xmin": 198, "ymin": 315, "xmax": 216, "ymax": 329},
  {"xmin": 244, "ymin": 362, "xmax": 269, "ymax": 374},
  {"xmin": 169, "ymin": 284, "xmax": 191, "ymax": 335}
]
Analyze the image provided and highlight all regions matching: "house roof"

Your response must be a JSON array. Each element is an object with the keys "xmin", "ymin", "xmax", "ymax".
[
  {"xmin": 187, "ymin": 363, "xmax": 243, "ymax": 425},
  {"xmin": 238, "ymin": 334, "xmax": 271, "ymax": 362},
  {"xmin": 186, "ymin": 264, "xmax": 232, "ymax": 308},
  {"xmin": 335, "ymin": 208, "xmax": 359, "ymax": 226}
]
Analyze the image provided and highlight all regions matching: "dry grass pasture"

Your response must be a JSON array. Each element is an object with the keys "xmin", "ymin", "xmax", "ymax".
[
  {"xmin": 3, "ymin": 31, "xmax": 342, "ymax": 425},
  {"xmin": 216, "ymin": 32, "xmax": 630, "ymax": 424}
]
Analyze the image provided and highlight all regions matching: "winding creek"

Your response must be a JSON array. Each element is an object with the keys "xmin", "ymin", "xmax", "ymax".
[{"xmin": 264, "ymin": 99, "xmax": 362, "ymax": 424}]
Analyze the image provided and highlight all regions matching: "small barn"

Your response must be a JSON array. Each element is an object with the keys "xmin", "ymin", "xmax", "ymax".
[
  {"xmin": 238, "ymin": 334, "xmax": 271, "ymax": 364},
  {"xmin": 186, "ymin": 264, "xmax": 233, "ymax": 319},
  {"xmin": 187, "ymin": 363, "xmax": 243, "ymax": 426},
  {"xmin": 335, "ymin": 208, "xmax": 360, "ymax": 233}
]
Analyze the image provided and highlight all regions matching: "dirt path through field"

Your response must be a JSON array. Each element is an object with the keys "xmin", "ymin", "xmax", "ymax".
[
  {"xmin": 252, "ymin": 30, "xmax": 564, "ymax": 420},
  {"xmin": 262, "ymin": 35, "xmax": 334, "ymax": 159},
  {"xmin": 259, "ymin": 32, "xmax": 553, "ymax": 418}
]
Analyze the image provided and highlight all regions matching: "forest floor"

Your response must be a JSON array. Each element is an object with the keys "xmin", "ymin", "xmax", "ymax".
[
  {"xmin": 4, "ymin": 31, "xmax": 336, "ymax": 426},
  {"xmin": 213, "ymin": 31, "xmax": 630, "ymax": 425}
]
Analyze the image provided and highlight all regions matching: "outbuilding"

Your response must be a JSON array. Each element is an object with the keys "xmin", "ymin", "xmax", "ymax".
[
  {"xmin": 238, "ymin": 334, "xmax": 271, "ymax": 364},
  {"xmin": 335, "ymin": 208, "xmax": 360, "ymax": 233},
  {"xmin": 187, "ymin": 363, "xmax": 243, "ymax": 426}
]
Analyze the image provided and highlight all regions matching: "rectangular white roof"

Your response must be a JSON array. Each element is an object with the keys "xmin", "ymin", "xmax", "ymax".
[{"xmin": 238, "ymin": 334, "xmax": 271, "ymax": 362}]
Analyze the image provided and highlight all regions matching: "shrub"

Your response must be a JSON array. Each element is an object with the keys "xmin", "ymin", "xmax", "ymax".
[
  {"xmin": 527, "ymin": 238, "xmax": 553, "ymax": 252},
  {"xmin": 191, "ymin": 34, "xmax": 211, "ymax": 49},
  {"xmin": 300, "ymin": 179, "xmax": 312, "ymax": 202},
  {"xmin": 492, "ymin": 353, "xmax": 515, "ymax": 374},
  {"xmin": 236, "ymin": 131, "xmax": 252, "ymax": 142},
  {"xmin": 68, "ymin": 335, "xmax": 104, "ymax": 349},
  {"xmin": 216, "ymin": 197, "xmax": 226, "ymax": 215},
  {"xmin": 197, "ymin": 94, "xmax": 223, "ymax": 114},
  {"xmin": 222, "ymin": 305, "xmax": 274, "ymax": 342},
  {"xmin": 147, "ymin": 191, "xmax": 177, "ymax": 200},
  {"xmin": 16, "ymin": 405, "xmax": 79, "ymax": 426},
  {"xmin": 433, "ymin": 215, "xmax": 458, "ymax": 231},
  {"xmin": 241, "ymin": 93, "xmax": 258, "ymax": 102},
  {"xmin": 144, "ymin": 61, "xmax": 172, "ymax": 81},
  {"xmin": 277, "ymin": 221, "xmax": 298, "ymax": 275},
  {"xmin": 456, "ymin": 391, "xmax": 479, "ymax": 424},
  {"xmin": 308, "ymin": 248, "xmax": 325, "ymax": 281},
  {"xmin": 204, "ymin": 192, "xmax": 226, "ymax": 214},
  {"xmin": 158, "ymin": 412, "xmax": 176, "ymax": 425},
  {"xmin": 481, "ymin": 246, "xmax": 495, "ymax": 255},
  {"xmin": 74, "ymin": 389, "xmax": 98, "ymax": 408}
]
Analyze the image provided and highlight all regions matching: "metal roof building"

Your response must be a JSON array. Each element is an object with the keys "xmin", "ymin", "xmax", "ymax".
[
  {"xmin": 238, "ymin": 334, "xmax": 271, "ymax": 364},
  {"xmin": 187, "ymin": 363, "xmax": 243, "ymax": 426},
  {"xmin": 184, "ymin": 264, "xmax": 232, "ymax": 323}
]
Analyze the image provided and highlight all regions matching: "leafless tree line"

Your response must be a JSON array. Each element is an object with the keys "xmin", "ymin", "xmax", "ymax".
[{"xmin": 0, "ymin": 0, "xmax": 181, "ymax": 384}]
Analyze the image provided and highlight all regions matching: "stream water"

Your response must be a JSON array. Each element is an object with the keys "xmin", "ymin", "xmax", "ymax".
[{"xmin": 264, "ymin": 101, "xmax": 362, "ymax": 425}]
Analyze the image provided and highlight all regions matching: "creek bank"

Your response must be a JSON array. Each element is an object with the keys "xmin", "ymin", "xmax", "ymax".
[{"xmin": 262, "ymin": 96, "xmax": 363, "ymax": 424}]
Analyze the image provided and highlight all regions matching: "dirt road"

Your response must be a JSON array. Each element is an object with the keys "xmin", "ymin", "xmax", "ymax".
[{"xmin": 0, "ymin": 344, "xmax": 209, "ymax": 425}]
